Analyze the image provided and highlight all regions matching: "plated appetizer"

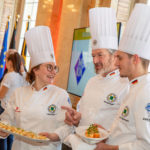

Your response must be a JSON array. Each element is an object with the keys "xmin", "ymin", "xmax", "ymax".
[{"xmin": 85, "ymin": 124, "xmax": 100, "ymax": 138}]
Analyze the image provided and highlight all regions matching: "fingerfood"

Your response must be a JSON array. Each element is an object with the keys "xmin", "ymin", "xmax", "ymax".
[{"xmin": 0, "ymin": 122, "xmax": 47, "ymax": 140}]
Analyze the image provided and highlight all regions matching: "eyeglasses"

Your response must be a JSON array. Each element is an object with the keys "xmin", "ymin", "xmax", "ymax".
[{"xmin": 46, "ymin": 64, "xmax": 59, "ymax": 73}]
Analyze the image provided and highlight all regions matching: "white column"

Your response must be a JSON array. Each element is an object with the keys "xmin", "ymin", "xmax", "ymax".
[{"xmin": 0, "ymin": 0, "xmax": 16, "ymax": 50}]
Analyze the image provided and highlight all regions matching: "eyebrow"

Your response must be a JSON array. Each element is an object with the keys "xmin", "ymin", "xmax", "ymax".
[{"xmin": 92, "ymin": 52, "xmax": 103, "ymax": 55}]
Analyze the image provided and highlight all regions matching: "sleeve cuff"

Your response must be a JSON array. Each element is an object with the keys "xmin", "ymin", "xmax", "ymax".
[
  {"xmin": 54, "ymin": 125, "xmax": 74, "ymax": 142},
  {"xmin": 119, "ymin": 143, "xmax": 128, "ymax": 150},
  {"xmin": 2, "ymin": 83, "xmax": 10, "ymax": 88}
]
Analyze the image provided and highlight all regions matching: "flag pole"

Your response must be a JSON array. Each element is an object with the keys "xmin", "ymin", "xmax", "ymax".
[
  {"xmin": 21, "ymin": 15, "xmax": 30, "ymax": 67},
  {"xmin": 9, "ymin": 14, "xmax": 20, "ymax": 49}
]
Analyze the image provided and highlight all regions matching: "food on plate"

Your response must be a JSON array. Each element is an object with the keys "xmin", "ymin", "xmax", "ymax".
[
  {"xmin": 85, "ymin": 124, "xmax": 100, "ymax": 138},
  {"xmin": 0, "ymin": 122, "xmax": 47, "ymax": 140}
]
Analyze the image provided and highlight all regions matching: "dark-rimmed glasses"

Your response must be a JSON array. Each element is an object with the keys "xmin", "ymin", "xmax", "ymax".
[{"xmin": 46, "ymin": 64, "xmax": 59, "ymax": 73}]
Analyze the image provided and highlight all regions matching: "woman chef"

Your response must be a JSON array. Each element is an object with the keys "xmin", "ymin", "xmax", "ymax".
[{"xmin": 0, "ymin": 26, "xmax": 72, "ymax": 150}]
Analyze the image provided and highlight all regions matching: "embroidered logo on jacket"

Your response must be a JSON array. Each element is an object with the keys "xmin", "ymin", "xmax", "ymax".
[
  {"xmin": 68, "ymin": 98, "xmax": 71, "ymax": 105},
  {"xmin": 43, "ymin": 87, "xmax": 47, "ymax": 91},
  {"xmin": 119, "ymin": 106, "xmax": 129, "ymax": 122},
  {"xmin": 104, "ymin": 93, "xmax": 117, "ymax": 105},
  {"xmin": 143, "ymin": 103, "xmax": 150, "ymax": 122},
  {"xmin": 110, "ymin": 72, "xmax": 115, "ymax": 76},
  {"xmin": 47, "ymin": 104, "xmax": 57, "ymax": 115},
  {"xmin": 50, "ymin": 54, "xmax": 54, "ymax": 59},
  {"xmin": 121, "ymin": 106, "xmax": 129, "ymax": 117},
  {"xmin": 93, "ymin": 39, "xmax": 97, "ymax": 46},
  {"xmin": 131, "ymin": 79, "xmax": 138, "ymax": 85},
  {"xmin": 15, "ymin": 107, "xmax": 21, "ymax": 112}
]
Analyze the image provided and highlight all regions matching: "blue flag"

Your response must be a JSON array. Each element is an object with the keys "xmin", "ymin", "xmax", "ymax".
[{"xmin": 0, "ymin": 21, "xmax": 10, "ymax": 80}]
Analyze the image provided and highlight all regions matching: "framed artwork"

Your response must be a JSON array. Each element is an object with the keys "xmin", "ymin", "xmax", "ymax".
[
  {"xmin": 67, "ymin": 23, "xmax": 122, "ymax": 97},
  {"xmin": 67, "ymin": 27, "xmax": 96, "ymax": 97}
]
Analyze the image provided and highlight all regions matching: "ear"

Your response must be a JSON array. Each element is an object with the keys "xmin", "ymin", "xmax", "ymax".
[
  {"xmin": 112, "ymin": 54, "xmax": 116, "ymax": 62},
  {"xmin": 132, "ymin": 54, "xmax": 140, "ymax": 65}
]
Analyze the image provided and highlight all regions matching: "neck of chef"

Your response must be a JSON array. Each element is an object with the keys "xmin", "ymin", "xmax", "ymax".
[{"xmin": 33, "ymin": 78, "xmax": 49, "ymax": 91}]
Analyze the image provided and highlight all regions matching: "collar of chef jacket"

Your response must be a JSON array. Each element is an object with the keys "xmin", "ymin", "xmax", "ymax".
[
  {"xmin": 129, "ymin": 73, "xmax": 150, "ymax": 87},
  {"xmin": 104, "ymin": 69, "xmax": 120, "ymax": 80},
  {"xmin": 30, "ymin": 82, "xmax": 50, "ymax": 92}
]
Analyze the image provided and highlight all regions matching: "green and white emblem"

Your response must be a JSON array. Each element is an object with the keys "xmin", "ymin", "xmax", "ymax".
[
  {"xmin": 50, "ymin": 54, "xmax": 54, "ymax": 59},
  {"xmin": 107, "ymin": 93, "xmax": 117, "ymax": 103},
  {"xmin": 122, "ymin": 106, "xmax": 129, "ymax": 117},
  {"xmin": 48, "ymin": 104, "xmax": 57, "ymax": 114},
  {"xmin": 93, "ymin": 39, "xmax": 97, "ymax": 46}
]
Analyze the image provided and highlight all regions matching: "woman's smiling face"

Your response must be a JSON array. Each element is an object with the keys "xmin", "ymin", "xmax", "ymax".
[{"xmin": 34, "ymin": 62, "xmax": 58, "ymax": 86}]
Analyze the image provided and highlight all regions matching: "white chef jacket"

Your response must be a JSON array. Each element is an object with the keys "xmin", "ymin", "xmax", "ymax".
[
  {"xmin": 0, "ymin": 72, "xmax": 28, "ymax": 109},
  {"xmin": 107, "ymin": 74, "xmax": 150, "ymax": 150},
  {"xmin": 64, "ymin": 69, "xmax": 129, "ymax": 150},
  {"xmin": 79, "ymin": 69, "xmax": 129, "ymax": 129},
  {"xmin": 0, "ymin": 84, "xmax": 72, "ymax": 150}
]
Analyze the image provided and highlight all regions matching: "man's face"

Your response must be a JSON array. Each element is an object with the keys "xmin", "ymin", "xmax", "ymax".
[
  {"xmin": 114, "ymin": 50, "xmax": 133, "ymax": 78},
  {"xmin": 92, "ymin": 49, "xmax": 114, "ymax": 74}
]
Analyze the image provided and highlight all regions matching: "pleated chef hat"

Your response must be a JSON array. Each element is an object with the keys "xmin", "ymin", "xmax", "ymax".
[
  {"xmin": 119, "ymin": 4, "xmax": 150, "ymax": 60},
  {"xmin": 25, "ymin": 26, "xmax": 55, "ymax": 68},
  {"xmin": 89, "ymin": 7, "xmax": 118, "ymax": 50}
]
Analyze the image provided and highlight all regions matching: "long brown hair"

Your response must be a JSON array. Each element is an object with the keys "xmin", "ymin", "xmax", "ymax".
[{"xmin": 7, "ymin": 52, "xmax": 22, "ymax": 75}]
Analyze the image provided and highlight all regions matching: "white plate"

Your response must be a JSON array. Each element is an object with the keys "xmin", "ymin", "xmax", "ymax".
[
  {"xmin": 0, "ymin": 122, "xmax": 49, "ymax": 143},
  {"xmin": 75, "ymin": 126, "xmax": 109, "ymax": 145}
]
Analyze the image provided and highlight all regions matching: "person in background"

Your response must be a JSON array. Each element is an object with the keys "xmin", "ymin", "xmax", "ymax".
[
  {"xmin": 0, "ymin": 49, "xmax": 17, "ymax": 125},
  {"xmin": 0, "ymin": 49, "xmax": 17, "ymax": 83},
  {"xmin": 94, "ymin": 3, "xmax": 150, "ymax": 150},
  {"xmin": 40, "ymin": 7, "xmax": 129, "ymax": 150},
  {"xmin": 0, "ymin": 49, "xmax": 17, "ymax": 113},
  {"xmin": 0, "ymin": 52, "xmax": 28, "ymax": 150},
  {"xmin": 0, "ymin": 26, "xmax": 72, "ymax": 150}
]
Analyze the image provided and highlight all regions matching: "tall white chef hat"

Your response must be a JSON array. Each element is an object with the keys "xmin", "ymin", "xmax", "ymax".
[
  {"xmin": 119, "ymin": 4, "xmax": 150, "ymax": 60},
  {"xmin": 25, "ymin": 26, "xmax": 55, "ymax": 68},
  {"xmin": 89, "ymin": 7, "xmax": 118, "ymax": 50}
]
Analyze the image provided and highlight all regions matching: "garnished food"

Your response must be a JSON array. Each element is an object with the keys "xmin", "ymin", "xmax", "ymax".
[
  {"xmin": 0, "ymin": 122, "xmax": 47, "ymax": 140},
  {"xmin": 85, "ymin": 124, "xmax": 100, "ymax": 138}
]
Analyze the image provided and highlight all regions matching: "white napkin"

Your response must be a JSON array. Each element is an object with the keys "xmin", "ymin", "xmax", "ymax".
[{"xmin": 64, "ymin": 134, "xmax": 96, "ymax": 150}]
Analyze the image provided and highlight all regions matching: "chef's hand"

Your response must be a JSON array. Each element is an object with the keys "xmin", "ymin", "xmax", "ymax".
[
  {"xmin": 94, "ymin": 142, "xmax": 119, "ymax": 150},
  {"xmin": 39, "ymin": 132, "xmax": 60, "ymax": 142},
  {"xmin": 61, "ymin": 106, "xmax": 81, "ymax": 126},
  {"xmin": 0, "ymin": 130, "xmax": 9, "ymax": 137}
]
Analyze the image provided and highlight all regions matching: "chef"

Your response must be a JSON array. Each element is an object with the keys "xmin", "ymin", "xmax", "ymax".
[
  {"xmin": 42, "ymin": 7, "xmax": 129, "ymax": 150},
  {"xmin": 95, "ymin": 3, "xmax": 150, "ymax": 150},
  {"xmin": 0, "ymin": 26, "xmax": 72, "ymax": 150},
  {"xmin": 67, "ymin": 6, "xmax": 129, "ymax": 129}
]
